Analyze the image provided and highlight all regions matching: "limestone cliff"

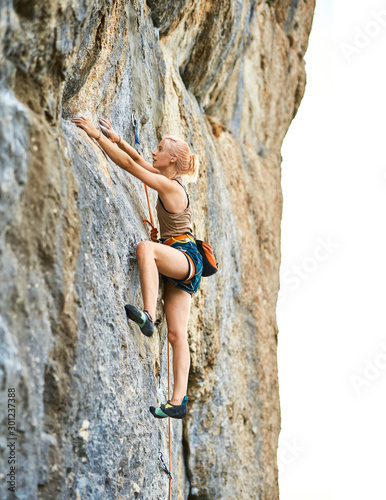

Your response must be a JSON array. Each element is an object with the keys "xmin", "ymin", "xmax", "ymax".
[{"xmin": 0, "ymin": 1, "xmax": 314, "ymax": 499}]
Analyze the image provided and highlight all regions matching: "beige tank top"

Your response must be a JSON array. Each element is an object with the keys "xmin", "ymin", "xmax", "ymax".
[{"xmin": 156, "ymin": 178, "xmax": 193, "ymax": 240}]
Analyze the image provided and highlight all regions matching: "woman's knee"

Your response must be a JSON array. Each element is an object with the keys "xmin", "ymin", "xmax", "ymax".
[
  {"xmin": 136, "ymin": 240, "xmax": 153, "ymax": 260},
  {"xmin": 167, "ymin": 329, "xmax": 187, "ymax": 346}
]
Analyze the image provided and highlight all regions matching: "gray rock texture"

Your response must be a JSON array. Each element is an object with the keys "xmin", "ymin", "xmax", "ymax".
[{"xmin": 0, "ymin": 0, "xmax": 314, "ymax": 498}]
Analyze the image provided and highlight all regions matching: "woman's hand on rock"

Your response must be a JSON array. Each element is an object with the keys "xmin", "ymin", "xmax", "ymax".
[
  {"xmin": 99, "ymin": 118, "xmax": 121, "ymax": 143},
  {"xmin": 71, "ymin": 116, "xmax": 100, "ymax": 139}
]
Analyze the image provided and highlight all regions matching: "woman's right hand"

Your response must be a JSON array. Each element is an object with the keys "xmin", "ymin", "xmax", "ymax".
[{"xmin": 99, "ymin": 118, "xmax": 121, "ymax": 143}]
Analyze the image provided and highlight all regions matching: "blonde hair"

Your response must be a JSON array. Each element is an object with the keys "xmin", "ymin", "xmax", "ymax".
[{"xmin": 164, "ymin": 135, "xmax": 199, "ymax": 183}]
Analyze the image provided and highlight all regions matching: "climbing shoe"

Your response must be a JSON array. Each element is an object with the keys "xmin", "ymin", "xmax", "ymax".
[
  {"xmin": 124, "ymin": 304, "xmax": 154, "ymax": 337},
  {"xmin": 150, "ymin": 396, "xmax": 189, "ymax": 419}
]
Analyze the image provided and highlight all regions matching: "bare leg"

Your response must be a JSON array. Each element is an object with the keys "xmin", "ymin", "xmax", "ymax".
[
  {"xmin": 136, "ymin": 241, "xmax": 190, "ymax": 322},
  {"xmin": 163, "ymin": 281, "xmax": 191, "ymax": 405},
  {"xmin": 136, "ymin": 242, "xmax": 159, "ymax": 321}
]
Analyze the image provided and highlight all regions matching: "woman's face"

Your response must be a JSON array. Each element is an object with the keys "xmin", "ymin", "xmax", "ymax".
[{"xmin": 152, "ymin": 139, "xmax": 175, "ymax": 170}]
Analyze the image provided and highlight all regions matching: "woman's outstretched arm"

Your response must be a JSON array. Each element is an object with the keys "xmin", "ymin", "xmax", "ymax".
[
  {"xmin": 118, "ymin": 138, "xmax": 159, "ymax": 174},
  {"xmin": 99, "ymin": 118, "xmax": 159, "ymax": 174},
  {"xmin": 72, "ymin": 115, "xmax": 171, "ymax": 194}
]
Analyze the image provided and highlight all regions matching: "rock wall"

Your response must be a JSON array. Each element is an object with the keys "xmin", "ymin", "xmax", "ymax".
[{"xmin": 0, "ymin": 1, "xmax": 314, "ymax": 499}]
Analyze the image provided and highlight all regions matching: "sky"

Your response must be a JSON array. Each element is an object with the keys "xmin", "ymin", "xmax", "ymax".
[{"xmin": 277, "ymin": 1, "xmax": 386, "ymax": 499}]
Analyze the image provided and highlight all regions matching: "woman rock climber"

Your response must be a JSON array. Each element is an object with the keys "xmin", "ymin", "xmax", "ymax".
[{"xmin": 71, "ymin": 115, "xmax": 203, "ymax": 419}]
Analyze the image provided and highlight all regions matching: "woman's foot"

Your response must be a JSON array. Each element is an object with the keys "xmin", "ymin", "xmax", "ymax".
[
  {"xmin": 124, "ymin": 304, "xmax": 154, "ymax": 337},
  {"xmin": 150, "ymin": 396, "xmax": 189, "ymax": 419}
]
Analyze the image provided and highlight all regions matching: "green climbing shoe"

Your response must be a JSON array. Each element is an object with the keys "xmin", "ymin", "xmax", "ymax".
[
  {"xmin": 150, "ymin": 396, "xmax": 189, "ymax": 419},
  {"xmin": 124, "ymin": 304, "xmax": 154, "ymax": 337}
]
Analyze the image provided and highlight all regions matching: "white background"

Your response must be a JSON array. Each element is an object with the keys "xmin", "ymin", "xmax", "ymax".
[{"xmin": 277, "ymin": 1, "xmax": 386, "ymax": 498}]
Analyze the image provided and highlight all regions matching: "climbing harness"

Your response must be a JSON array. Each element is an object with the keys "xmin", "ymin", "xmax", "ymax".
[{"xmin": 133, "ymin": 113, "xmax": 172, "ymax": 499}]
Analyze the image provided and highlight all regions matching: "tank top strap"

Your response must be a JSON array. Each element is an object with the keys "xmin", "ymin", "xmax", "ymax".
[{"xmin": 172, "ymin": 178, "xmax": 190, "ymax": 208}]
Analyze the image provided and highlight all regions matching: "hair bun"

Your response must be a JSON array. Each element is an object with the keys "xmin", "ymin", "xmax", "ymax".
[{"xmin": 164, "ymin": 136, "xmax": 199, "ymax": 183}]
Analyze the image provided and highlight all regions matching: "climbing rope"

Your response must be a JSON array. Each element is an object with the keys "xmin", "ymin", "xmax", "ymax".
[
  {"xmin": 156, "ymin": 345, "xmax": 173, "ymax": 500},
  {"xmin": 133, "ymin": 113, "xmax": 172, "ymax": 499},
  {"xmin": 142, "ymin": 182, "xmax": 155, "ymax": 230},
  {"xmin": 168, "ymin": 341, "xmax": 172, "ymax": 500},
  {"xmin": 132, "ymin": 113, "xmax": 156, "ymax": 233}
]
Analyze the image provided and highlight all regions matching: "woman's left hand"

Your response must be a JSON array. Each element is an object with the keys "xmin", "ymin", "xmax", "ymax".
[{"xmin": 71, "ymin": 115, "xmax": 100, "ymax": 139}]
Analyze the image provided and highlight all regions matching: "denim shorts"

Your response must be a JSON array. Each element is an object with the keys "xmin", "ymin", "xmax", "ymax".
[{"xmin": 161, "ymin": 240, "xmax": 203, "ymax": 295}]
